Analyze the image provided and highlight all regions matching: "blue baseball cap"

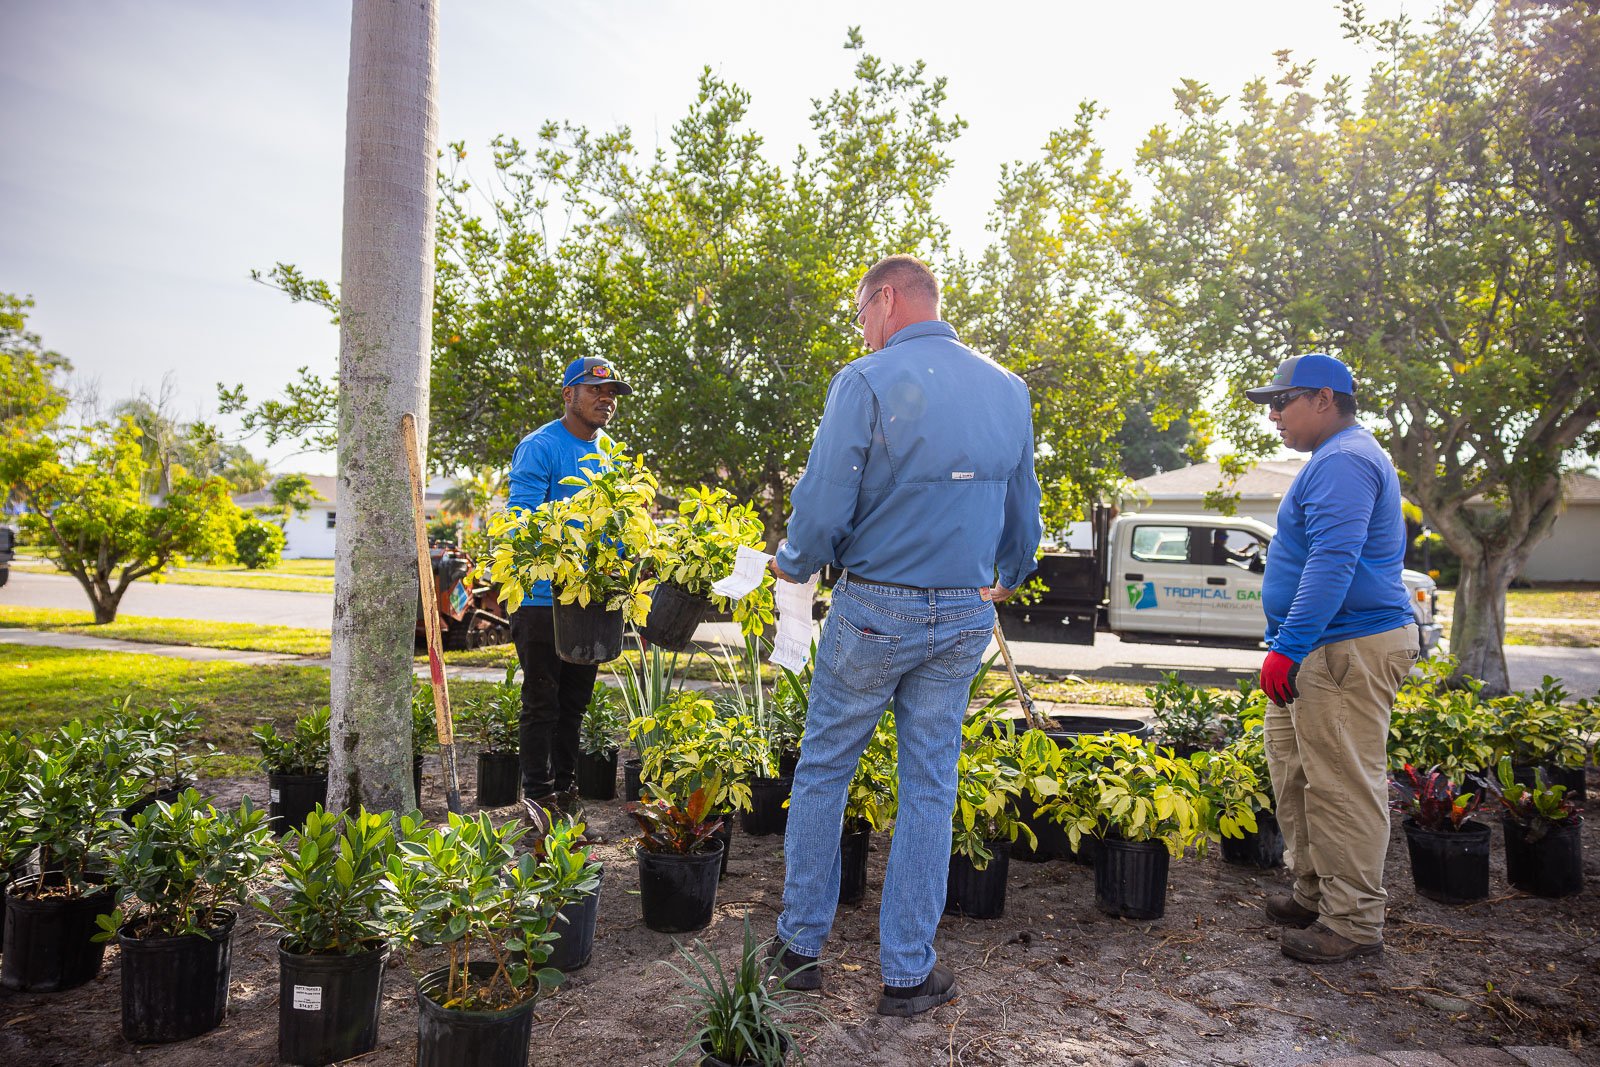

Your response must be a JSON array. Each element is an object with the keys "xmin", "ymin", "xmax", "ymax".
[
  {"xmin": 562, "ymin": 356, "xmax": 632, "ymax": 394},
  {"xmin": 1245, "ymin": 353, "xmax": 1354, "ymax": 403}
]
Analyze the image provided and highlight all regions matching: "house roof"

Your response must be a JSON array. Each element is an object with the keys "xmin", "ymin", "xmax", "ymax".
[{"xmin": 1133, "ymin": 463, "xmax": 1600, "ymax": 507}]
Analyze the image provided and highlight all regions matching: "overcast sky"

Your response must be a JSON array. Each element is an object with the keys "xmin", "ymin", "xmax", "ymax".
[{"xmin": 1, "ymin": 0, "xmax": 1409, "ymax": 475}]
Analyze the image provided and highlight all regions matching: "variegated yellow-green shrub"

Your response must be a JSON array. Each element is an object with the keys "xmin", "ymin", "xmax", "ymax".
[
  {"xmin": 654, "ymin": 486, "xmax": 774, "ymax": 636},
  {"xmin": 486, "ymin": 440, "xmax": 660, "ymax": 625}
]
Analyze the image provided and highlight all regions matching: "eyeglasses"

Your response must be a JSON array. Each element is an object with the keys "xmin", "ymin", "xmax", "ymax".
[
  {"xmin": 1268, "ymin": 388, "xmax": 1315, "ymax": 412},
  {"xmin": 851, "ymin": 286, "xmax": 887, "ymax": 332}
]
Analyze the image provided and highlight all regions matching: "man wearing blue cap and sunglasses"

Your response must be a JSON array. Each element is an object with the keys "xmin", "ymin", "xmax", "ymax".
[
  {"xmin": 507, "ymin": 356, "xmax": 633, "ymax": 811},
  {"xmin": 1245, "ymin": 353, "xmax": 1417, "ymax": 964}
]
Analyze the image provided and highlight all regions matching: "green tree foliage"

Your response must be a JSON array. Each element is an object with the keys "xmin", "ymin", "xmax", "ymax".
[
  {"xmin": 1, "ymin": 293, "xmax": 72, "ymax": 501},
  {"xmin": 0, "ymin": 418, "xmax": 244, "ymax": 622},
  {"xmin": 1120, "ymin": 1, "xmax": 1600, "ymax": 691},
  {"xmin": 234, "ymin": 516, "xmax": 286, "ymax": 569}
]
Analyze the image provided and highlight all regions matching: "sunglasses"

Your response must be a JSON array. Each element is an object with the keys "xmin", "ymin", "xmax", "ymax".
[{"xmin": 1268, "ymin": 388, "xmax": 1316, "ymax": 412}]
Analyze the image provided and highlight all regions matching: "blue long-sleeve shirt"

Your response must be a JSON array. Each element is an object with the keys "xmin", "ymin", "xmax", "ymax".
[
  {"xmin": 508, "ymin": 419, "xmax": 609, "ymax": 607},
  {"xmin": 1263, "ymin": 425, "xmax": 1414, "ymax": 660},
  {"xmin": 775, "ymin": 320, "xmax": 1043, "ymax": 590}
]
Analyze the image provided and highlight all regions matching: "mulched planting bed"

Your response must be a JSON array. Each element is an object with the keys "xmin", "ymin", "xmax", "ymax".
[{"xmin": 2, "ymin": 760, "xmax": 1595, "ymax": 1067}]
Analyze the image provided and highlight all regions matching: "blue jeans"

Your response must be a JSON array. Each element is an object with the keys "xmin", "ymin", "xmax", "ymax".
[{"xmin": 776, "ymin": 576, "xmax": 995, "ymax": 986}]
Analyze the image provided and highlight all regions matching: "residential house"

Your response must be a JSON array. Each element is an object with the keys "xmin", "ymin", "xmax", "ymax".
[{"xmin": 233, "ymin": 474, "xmax": 454, "ymax": 559}]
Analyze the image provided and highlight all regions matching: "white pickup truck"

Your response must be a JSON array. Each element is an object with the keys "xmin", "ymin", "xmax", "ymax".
[{"xmin": 996, "ymin": 512, "xmax": 1445, "ymax": 656}]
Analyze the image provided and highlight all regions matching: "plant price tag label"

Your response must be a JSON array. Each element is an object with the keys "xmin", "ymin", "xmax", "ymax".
[
  {"xmin": 293, "ymin": 985, "xmax": 323, "ymax": 1011},
  {"xmin": 270, "ymin": 788, "xmax": 281, "ymax": 803}
]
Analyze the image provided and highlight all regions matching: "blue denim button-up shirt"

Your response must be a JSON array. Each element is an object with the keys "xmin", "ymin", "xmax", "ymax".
[{"xmin": 775, "ymin": 320, "xmax": 1043, "ymax": 590}]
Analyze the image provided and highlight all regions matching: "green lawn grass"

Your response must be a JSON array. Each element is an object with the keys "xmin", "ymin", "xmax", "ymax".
[
  {"xmin": 0, "ymin": 645, "xmax": 498, "ymax": 778},
  {"xmin": 0, "ymin": 605, "xmax": 332, "ymax": 656},
  {"xmin": 11, "ymin": 555, "xmax": 335, "ymax": 593},
  {"xmin": 1437, "ymin": 583, "xmax": 1600, "ymax": 621}
]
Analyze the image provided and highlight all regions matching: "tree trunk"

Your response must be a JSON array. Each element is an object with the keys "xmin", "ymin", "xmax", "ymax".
[
  {"xmin": 329, "ymin": 0, "xmax": 441, "ymax": 813},
  {"xmin": 1448, "ymin": 552, "xmax": 1519, "ymax": 696}
]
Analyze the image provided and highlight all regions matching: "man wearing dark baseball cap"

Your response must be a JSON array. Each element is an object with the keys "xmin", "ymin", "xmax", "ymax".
[
  {"xmin": 506, "ymin": 355, "xmax": 632, "ymax": 813},
  {"xmin": 1247, "ymin": 352, "xmax": 1417, "ymax": 964}
]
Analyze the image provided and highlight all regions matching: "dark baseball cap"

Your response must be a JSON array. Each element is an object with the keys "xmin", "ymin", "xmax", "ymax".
[
  {"xmin": 562, "ymin": 356, "xmax": 633, "ymax": 394},
  {"xmin": 1245, "ymin": 353, "xmax": 1354, "ymax": 403}
]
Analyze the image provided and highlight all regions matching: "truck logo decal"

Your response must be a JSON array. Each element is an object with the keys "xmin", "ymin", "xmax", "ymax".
[{"xmin": 1127, "ymin": 581, "xmax": 1158, "ymax": 610}]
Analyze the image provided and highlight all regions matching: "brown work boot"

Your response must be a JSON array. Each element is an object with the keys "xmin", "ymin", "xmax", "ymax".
[
  {"xmin": 1264, "ymin": 894, "xmax": 1319, "ymax": 928},
  {"xmin": 1281, "ymin": 921, "xmax": 1383, "ymax": 963}
]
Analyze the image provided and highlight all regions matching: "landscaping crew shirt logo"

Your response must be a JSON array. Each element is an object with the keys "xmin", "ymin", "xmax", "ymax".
[{"xmin": 1126, "ymin": 581, "xmax": 1158, "ymax": 610}]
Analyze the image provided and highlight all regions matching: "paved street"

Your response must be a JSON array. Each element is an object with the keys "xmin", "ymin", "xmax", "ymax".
[{"xmin": 7, "ymin": 569, "xmax": 1595, "ymax": 693}]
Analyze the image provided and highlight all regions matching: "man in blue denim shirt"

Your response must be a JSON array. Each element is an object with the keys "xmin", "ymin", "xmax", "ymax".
[{"xmin": 769, "ymin": 255, "xmax": 1043, "ymax": 1016}]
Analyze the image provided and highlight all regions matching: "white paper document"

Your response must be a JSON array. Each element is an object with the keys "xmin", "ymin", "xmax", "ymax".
[
  {"xmin": 710, "ymin": 544, "xmax": 773, "ymax": 599},
  {"xmin": 769, "ymin": 576, "xmax": 817, "ymax": 672}
]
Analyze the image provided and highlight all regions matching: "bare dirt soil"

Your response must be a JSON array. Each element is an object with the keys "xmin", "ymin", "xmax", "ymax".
[{"xmin": 2, "ymin": 760, "xmax": 1596, "ymax": 1067}]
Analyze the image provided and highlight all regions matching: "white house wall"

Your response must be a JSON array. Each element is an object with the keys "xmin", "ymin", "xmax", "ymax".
[
  {"xmin": 1509, "ymin": 504, "xmax": 1600, "ymax": 583},
  {"xmin": 280, "ymin": 509, "xmax": 339, "ymax": 559}
]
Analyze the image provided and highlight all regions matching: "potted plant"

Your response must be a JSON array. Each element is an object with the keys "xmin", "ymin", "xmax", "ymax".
[
  {"xmin": 1486, "ymin": 678, "xmax": 1590, "ymax": 801},
  {"xmin": 1147, "ymin": 672, "xmax": 1229, "ymax": 758},
  {"xmin": 534, "ymin": 815, "xmax": 605, "ymax": 973},
  {"xmin": 614, "ymin": 637, "xmax": 687, "ymax": 800},
  {"xmin": 840, "ymin": 710, "xmax": 898, "ymax": 905},
  {"xmin": 1487, "ymin": 757, "xmax": 1584, "ymax": 898},
  {"xmin": 256, "ymin": 806, "xmax": 418, "ymax": 1065},
  {"xmin": 458, "ymin": 666, "xmax": 523, "ymax": 808},
  {"xmin": 3, "ymin": 726, "xmax": 129, "ymax": 992},
  {"xmin": 638, "ymin": 692, "xmax": 766, "ymax": 876},
  {"xmin": 1389, "ymin": 764, "xmax": 1489, "ymax": 905},
  {"xmin": 772, "ymin": 660, "xmax": 813, "ymax": 777},
  {"xmin": 487, "ymin": 439, "xmax": 660, "ymax": 663},
  {"xmin": 713, "ymin": 636, "xmax": 792, "ymax": 837},
  {"xmin": 577, "ymin": 682, "xmax": 625, "ymax": 801},
  {"xmin": 1387, "ymin": 664, "xmax": 1498, "ymax": 784},
  {"xmin": 669, "ymin": 917, "xmax": 812, "ymax": 1066},
  {"xmin": 254, "ymin": 705, "xmax": 331, "ymax": 836},
  {"xmin": 0, "ymin": 730, "xmax": 34, "ymax": 954},
  {"xmin": 627, "ymin": 778, "xmax": 726, "ymax": 933},
  {"xmin": 96, "ymin": 789, "xmax": 274, "ymax": 1042},
  {"xmin": 947, "ymin": 713, "xmax": 1036, "ymax": 920},
  {"xmin": 1214, "ymin": 716, "xmax": 1284, "ymax": 869},
  {"xmin": 387, "ymin": 811, "xmax": 595, "ymax": 1067},
  {"xmin": 412, "ymin": 682, "xmax": 441, "ymax": 803},
  {"xmin": 1044, "ymin": 733, "xmax": 1206, "ymax": 921},
  {"xmin": 1013, "ymin": 725, "xmax": 1074, "ymax": 863},
  {"xmin": 643, "ymin": 486, "xmax": 776, "ymax": 650},
  {"xmin": 116, "ymin": 697, "xmax": 206, "ymax": 821}
]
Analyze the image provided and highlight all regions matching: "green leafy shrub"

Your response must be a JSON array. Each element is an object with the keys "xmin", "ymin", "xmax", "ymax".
[
  {"xmin": 580, "ymin": 682, "xmax": 626, "ymax": 757},
  {"xmin": 254, "ymin": 705, "xmax": 332, "ymax": 776},
  {"xmin": 97, "ymin": 789, "xmax": 273, "ymax": 939},
  {"xmin": 1487, "ymin": 757, "xmax": 1582, "ymax": 841},
  {"xmin": 669, "ymin": 917, "xmax": 812, "ymax": 1067},
  {"xmin": 654, "ymin": 486, "xmax": 775, "ymax": 635},
  {"xmin": 951, "ymin": 713, "xmax": 1036, "ymax": 870},
  {"xmin": 845, "ymin": 710, "xmax": 898, "ymax": 831},
  {"xmin": 412, "ymin": 683, "xmax": 440, "ymax": 756},
  {"xmin": 234, "ymin": 516, "xmax": 286, "ymax": 569},
  {"xmin": 457, "ymin": 665, "xmax": 520, "ymax": 754}
]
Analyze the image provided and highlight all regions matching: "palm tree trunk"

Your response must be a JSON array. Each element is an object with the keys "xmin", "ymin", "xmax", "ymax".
[{"xmin": 329, "ymin": 0, "xmax": 441, "ymax": 812}]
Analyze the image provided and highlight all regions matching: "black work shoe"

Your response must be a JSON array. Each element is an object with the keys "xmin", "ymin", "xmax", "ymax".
[
  {"xmin": 1264, "ymin": 894, "xmax": 1319, "ymax": 928},
  {"xmin": 876, "ymin": 962, "xmax": 958, "ymax": 1017},
  {"xmin": 1281, "ymin": 921, "xmax": 1383, "ymax": 964},
  {"xmin": 766, "ymin": 944, "xmax": 822, "ymax": 992}
]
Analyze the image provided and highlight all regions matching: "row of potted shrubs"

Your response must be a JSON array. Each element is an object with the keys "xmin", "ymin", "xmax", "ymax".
[{"xmin": 0, "ymin": 700, "xmax": 815, "ymax": 1067}]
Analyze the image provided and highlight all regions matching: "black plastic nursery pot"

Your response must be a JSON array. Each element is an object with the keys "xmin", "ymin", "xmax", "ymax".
[
  {"xmin": 278, "ymin": 938, "xmax": 390, "ymax": 1066},
  {"xmin": 1044, "ymin": 715, "xmax": 1153, "ymax": 747},
  {"xmin": 638, "ymin": 582, "xmax": 713, "ymax": 652},
  {"xmin": 637, "ymin": 841, "xmax": 724, "ymax": 933},
  {"xmin": 839, "ymin": 823, "xmax": 871, "ymax": 906},
  {"xmin": 1, "ymin": 874, "xmax": 116, "ymax": 992},
  {"xmin": 1013, "ymin": 794, "xmax": 1071, "ymax": 863},
  {"xmin": 740, "ymin": 776, "xmax": 793, "ymax": 837},
  {"xmin": 1402, "ymin": 817, "xmax": 1490, "ymax": 905},
  {"xmin": 121, "ymin": 785, "xmax": 185, "ymax": 826},
  {"xmin": 945, "ymin": 841, "xmax": 1011, "ymax": 920},
  {"xmin": 545, "ymin": 864, "xmax": 604, "ymax": 972},
  {"xmin": 1549, "ymin": 764, "xmax": 1587, "ymax": 802},
  {"xmin": 623, "ymin": 758, "xmax": 645, "ymax": 802},
  {"xmin": 778, "ymin": 748, "xmax": 800, "ymax": 778},
  {"xmin": 1502, "ymin": 816, "xmax": 1584, "ymax": 898},
  {"xmin": 1220, "ymin": 811, "xmax": 1286, "ymax": 869},
  {"xmin": 711, "ymin": 817, "xmax": 735, "ymax": 879},
  {"xmin": 118, "ymin": 910, "xmax": 236, "ymax": 1043},
  {"xmin": 552, "ymin": 600, "xmax": 624, "ymax": 664},
  {"xmin": 1095, "ymin": 838, "xmax": 1170, "ymax": 920},
  {"xmin": 699, "ymin": 1033, "xmax": 792, "ymax": 1067},
  {"xmin": 577, "ymin": 748, "xmax": 619, "ymax": 801},
  {"xmin": 416, "ymin": 962, "xmax": 538, "ymax": 1067},
  {"xmin": 270, "ymin": 772, "xmax": 329, "ymax": 837},
  {"xmin": 477, "ymin": 750, "xmax": 521, "ymax": 808}
]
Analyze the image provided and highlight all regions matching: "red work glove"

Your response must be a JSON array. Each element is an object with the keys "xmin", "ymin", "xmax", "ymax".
[{"xmin": 1260, "ymin": 651, "xmax": 1301, "ymax": 707}]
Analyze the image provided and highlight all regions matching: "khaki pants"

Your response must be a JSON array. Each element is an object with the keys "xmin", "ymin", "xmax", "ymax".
[{"xmin": 1264, "ymin": 624, "xmax": 1417, "ymax": 944}]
